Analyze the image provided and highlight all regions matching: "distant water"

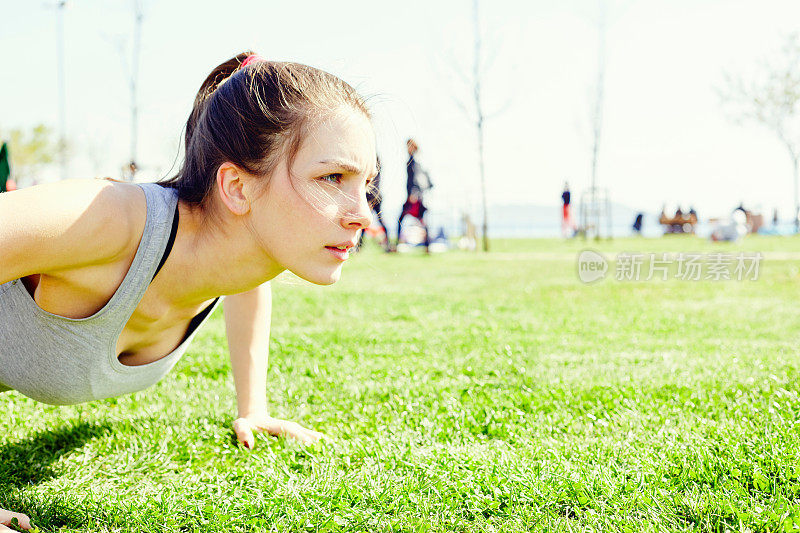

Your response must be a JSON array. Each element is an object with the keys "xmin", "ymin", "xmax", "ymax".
[
  {"xmin": 392, "ymin": 203, "xmax": 799, "ymax": 240},
  {"xmin": 481, "ymin": 221, "xmax": 799, "ymax": 239},
  {"xmin": 426, "ymin": 217, "xmax": 799, "ymax": 240}
]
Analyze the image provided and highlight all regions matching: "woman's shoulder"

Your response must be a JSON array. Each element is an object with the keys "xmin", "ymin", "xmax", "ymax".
[
  {"xmin": 0, "ymin": 178, "xmax": 147, "ymax": 283},
  {"xmin": 16, "ymin": 177, "xmax": 145, "ymax": 239}
]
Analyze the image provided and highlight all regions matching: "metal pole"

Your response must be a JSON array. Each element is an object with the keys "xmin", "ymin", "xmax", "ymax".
[
  {"xmin": 129, "ymin": 0, "xmax": 143, "ymax": 180},
  {"xmin": 56, "ymin": 0, "xmax": 67, "ymax": 181},
  {"xmin": 474, "ymin": 0, "xmax": 489, "ymax": 252}
]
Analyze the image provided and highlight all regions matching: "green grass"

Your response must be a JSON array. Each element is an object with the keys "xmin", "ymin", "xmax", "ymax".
[{"xmin": 2, "ymin": 235, "xmax": 800, "ymax": 532}]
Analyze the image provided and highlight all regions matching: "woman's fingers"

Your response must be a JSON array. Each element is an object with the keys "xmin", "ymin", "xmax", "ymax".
[
  {"xmin": 233, "ymin": 416, "xmax": 324, "ymax": 447},
  {"xmin": 232, "ymin": 417, "xmax": 256, "ymax": 449},
  {"xmin": 268, "ymin": 419, "xmax": 324, "ymax": 444},
  {"xmin": 0, "ymin": 508, "xmax": 31, "ymax": 530}
]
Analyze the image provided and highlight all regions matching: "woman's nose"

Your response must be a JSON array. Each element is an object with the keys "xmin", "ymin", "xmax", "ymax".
[{"xmin": 342, "ymin": 193, "xmax": 372, "ymax": 230}]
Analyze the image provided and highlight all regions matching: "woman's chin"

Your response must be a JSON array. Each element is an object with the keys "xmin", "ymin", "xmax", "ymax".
[{"xmin": 295, "ymin": 267, "xmax": 342, "ymax": 286}]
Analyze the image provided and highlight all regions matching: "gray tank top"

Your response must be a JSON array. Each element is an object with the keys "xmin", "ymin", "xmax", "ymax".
[{"xmin": 0, "ymin": 182, "xmax": 222, "ymax": 405}]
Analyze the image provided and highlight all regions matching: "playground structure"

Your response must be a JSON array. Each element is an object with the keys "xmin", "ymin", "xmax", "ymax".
[{"xmin": 579, "ymin": 187, "xmax": 613, "ymax": 239}]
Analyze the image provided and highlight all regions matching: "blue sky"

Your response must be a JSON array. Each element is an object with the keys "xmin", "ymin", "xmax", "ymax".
[{"xmin": 1, "ymin": 0, "xmax": 799, "ymax": 222}]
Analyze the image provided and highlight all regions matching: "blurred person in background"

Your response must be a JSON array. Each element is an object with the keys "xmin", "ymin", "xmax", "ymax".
[
  {"xmin": 561, "ymin": 182, "xmax": 574, "ymax": 237},
  {"xmin": 396, "ymin": 138, "xmax": 432, "ymax": 253}
]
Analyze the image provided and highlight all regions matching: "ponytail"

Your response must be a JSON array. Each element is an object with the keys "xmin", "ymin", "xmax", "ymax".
[{"xmin": 183, "ymin": 52, "xmax": 251, "ymax": 151}]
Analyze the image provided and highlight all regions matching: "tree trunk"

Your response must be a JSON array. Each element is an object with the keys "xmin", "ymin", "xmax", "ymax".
[{"xmin": 590, "ymin": 0, "xmax": 606, "ymax": 239}]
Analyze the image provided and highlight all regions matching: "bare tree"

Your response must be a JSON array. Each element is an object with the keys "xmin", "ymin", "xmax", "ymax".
[
  {"xmin": 580, "ymin": 0, "xmax": 636, "ymax": 240},
  {"xmin": 125, "ymin": 0, "xmax": 144, "ymax": 180},
  {"xmin": 588, "ymin": 1, "xmax": 606, "ymax": 239},
  {"xmin": 440, "ymin": 0, "xmax": 515, "ymax": 252},
  {"xmin": 472, "ymin": 0, "xmax": 489, "ymax": 252},
  {"xmin": 107, "ymin": 1, "xmax": 145, "ymax": 180},
  {"xmin": 721, "ymin": 33, "xmax": 800, "ymax": 232}
]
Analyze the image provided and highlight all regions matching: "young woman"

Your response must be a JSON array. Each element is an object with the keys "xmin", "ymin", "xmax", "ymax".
[{"xmin": 0, "ymin": 52, "xmax": 377, "ymax": 531}]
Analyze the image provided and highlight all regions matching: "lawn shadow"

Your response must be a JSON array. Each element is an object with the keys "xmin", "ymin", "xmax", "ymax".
[
  {"xmin": 0, "ymin": 492, "xmax": 91, "ymax": 532},
  {"xmin": 0, "ymin": 421, "xmax": 112, "ymax": 490}
]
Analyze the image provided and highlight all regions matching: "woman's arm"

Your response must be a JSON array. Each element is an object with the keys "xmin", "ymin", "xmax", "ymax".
[
  {"xmin": 223, "ymin": 282, "xmax": 323, "ymax": 447},
  {"xmin": 0, "ymin": 179, "xmax": 139, "ymax": 285},
  {"xmin": 224, "ymin": 281, "xmax": 271, "ymax": 419}
]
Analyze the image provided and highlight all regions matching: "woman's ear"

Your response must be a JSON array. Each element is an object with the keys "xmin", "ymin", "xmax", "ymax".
[{"xmin": 216, "ymin": 162, "xmax": 251, "ymax": 215}]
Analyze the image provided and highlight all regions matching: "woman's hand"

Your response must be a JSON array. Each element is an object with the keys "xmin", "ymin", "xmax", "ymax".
[
  {"xmin": 0, "ymin": 507, "xmax": 31, "ymax": 531},
  {"xmin": 233, "ymin": 413, "xmax": 324, "ymax": 449}
]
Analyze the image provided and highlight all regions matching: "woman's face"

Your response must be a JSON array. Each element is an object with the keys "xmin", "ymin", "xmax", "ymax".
[{"xmin": 246, "ymin": 107, "xmax": 376, "ymax": 285}]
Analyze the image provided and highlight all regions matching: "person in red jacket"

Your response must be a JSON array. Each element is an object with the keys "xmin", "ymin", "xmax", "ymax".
[
  {"xmin": 396, "ymin": 139, "xmax": 432, "ymax": 252},
  {"xmin": 561, "ymin": 182, "xmax": 574, "ymax": 237}
]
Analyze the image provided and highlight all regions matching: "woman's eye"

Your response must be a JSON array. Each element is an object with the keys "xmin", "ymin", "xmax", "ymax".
[{"xmin": 320, "ymin": 173, "xmax": 343, "ymax": 184}]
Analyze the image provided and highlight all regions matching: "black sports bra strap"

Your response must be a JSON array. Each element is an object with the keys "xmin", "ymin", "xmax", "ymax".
[
  {"xmin": 152, "ymin": 204, "xmax": 179, "ymax": 282},
  {"xmin": 148, "ymin": 197, "xmax": 217, "ymax": 343},
  {"xmin": 180, "ymin": 297, "xmax": 220, "ymax": 344}
]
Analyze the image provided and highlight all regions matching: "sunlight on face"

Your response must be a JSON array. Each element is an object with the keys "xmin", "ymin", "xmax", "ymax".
[
  {"xmin": 249, "ymin": 106, "xmax": 377, "ymax": 285},
  {"xmin": 291, "ymin": 109, "xmax": 378, "ymax": 221}
]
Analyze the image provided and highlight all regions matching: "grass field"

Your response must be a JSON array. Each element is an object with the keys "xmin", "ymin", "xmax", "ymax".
[{"xmin": 2, "ymin": 235, "xmax": 800, "ymax": 532}]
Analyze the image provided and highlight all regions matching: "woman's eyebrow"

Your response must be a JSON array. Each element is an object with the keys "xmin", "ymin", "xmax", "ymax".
[{"xmin": 317, "ymin": 159, "xmax": 374, "ymax": 176}]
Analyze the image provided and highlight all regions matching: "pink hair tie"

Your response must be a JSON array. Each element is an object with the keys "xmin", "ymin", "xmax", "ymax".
[{"xmin": 241, "ymin": 54, "xmax": 265, "ymax": 68}]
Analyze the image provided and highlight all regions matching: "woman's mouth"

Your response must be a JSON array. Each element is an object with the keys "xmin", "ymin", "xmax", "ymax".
[{"xmin": 325, "ymin": 244, "xmax": 352, "ymax": 261}]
